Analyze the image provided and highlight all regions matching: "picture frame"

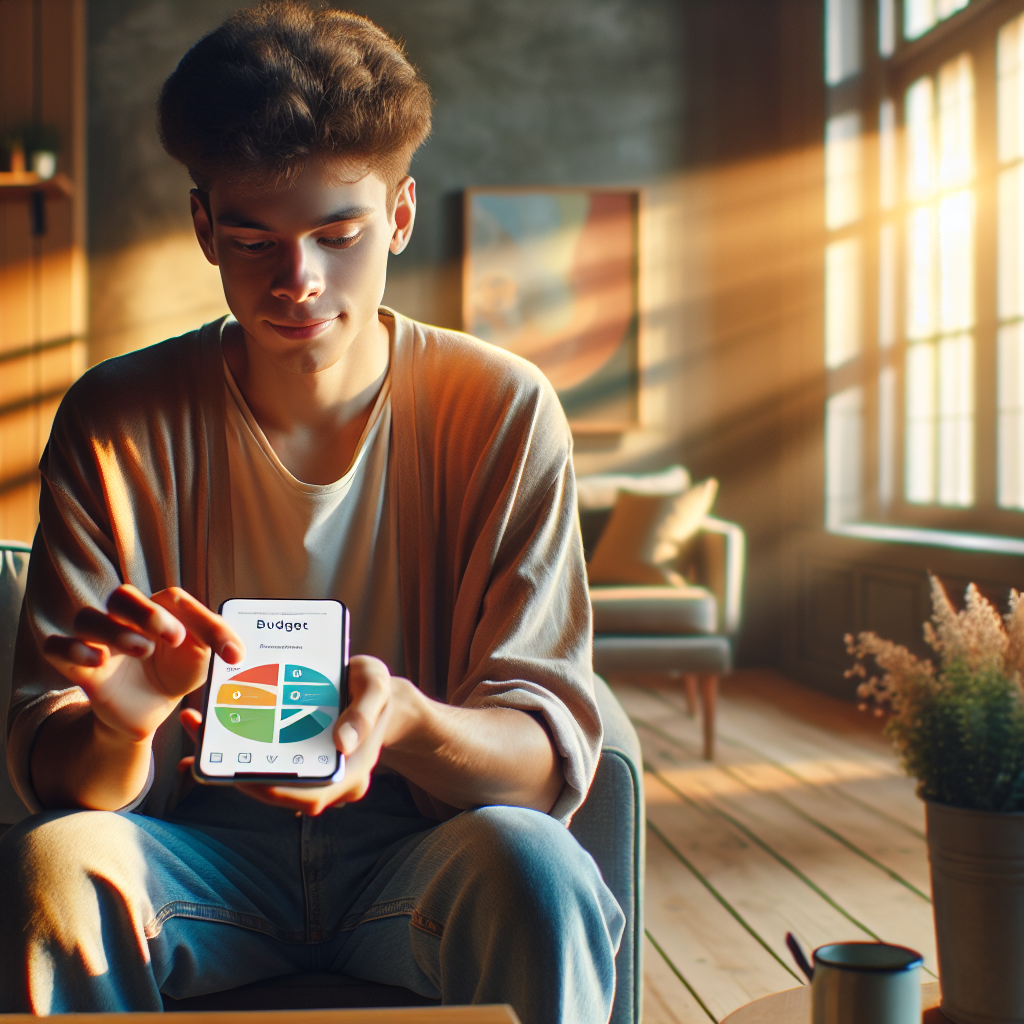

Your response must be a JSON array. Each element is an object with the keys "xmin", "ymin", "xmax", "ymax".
[{"xmin": 462, "ymin": 186, "xmax": 643, "ymax": 433}]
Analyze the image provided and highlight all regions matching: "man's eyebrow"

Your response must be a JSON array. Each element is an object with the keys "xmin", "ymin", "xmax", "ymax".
[
  {"xmin": 215, "ymin": 207, "xmax": 375, "ymax": 230},
  {"xmin": 313, "ymin": 207, "xmax": 375, "ymax": 227}
]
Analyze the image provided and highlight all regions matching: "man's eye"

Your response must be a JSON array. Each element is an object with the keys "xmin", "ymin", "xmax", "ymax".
[
  {"xmin": 236, "ymin": 240, "xmax": 274, "ymax": 253},
  {"xmin": 321, "ymin": 233, "xmax": 360, "ymax": 248}
]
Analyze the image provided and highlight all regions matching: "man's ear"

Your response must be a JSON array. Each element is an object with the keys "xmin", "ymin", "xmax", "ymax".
[
  {"xmin": 190, "ymin": 189, "xmax": 219, "ymax": 267},
  {"xmin": 389, "ymin": 177, "xmax": 416, "ymax": 256}
]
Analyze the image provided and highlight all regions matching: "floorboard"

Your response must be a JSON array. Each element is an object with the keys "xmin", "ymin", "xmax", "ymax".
[{"xmin": 614, "ymin": 672, "xmax": 937, "ymax": 1023}]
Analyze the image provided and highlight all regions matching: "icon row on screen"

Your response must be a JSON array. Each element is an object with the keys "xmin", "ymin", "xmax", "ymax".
[{"xmin": 207, "ymin": 753, "xmax": 314, "ymax": 764}]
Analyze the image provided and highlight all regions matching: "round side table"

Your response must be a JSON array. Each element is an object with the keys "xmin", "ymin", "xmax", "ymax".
[{"xmin": 720, "ymin": 982, "xmax": 946, "ymax": 1023}]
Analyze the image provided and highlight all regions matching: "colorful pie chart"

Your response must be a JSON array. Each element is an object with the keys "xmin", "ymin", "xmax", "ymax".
[{"xmin": 214, "ymin": 663, "xmax": 339, "ymax": 743}]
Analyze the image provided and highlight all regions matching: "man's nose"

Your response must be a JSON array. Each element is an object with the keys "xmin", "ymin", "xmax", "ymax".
[{"xmin": 271, "ymin": 241, "xmax": 324, "ymax": 304}]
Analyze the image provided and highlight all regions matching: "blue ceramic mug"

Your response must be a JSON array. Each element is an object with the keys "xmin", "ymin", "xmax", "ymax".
[{"xmin": 811, "ymin": 942, "xmax": 923, "ymax": 1024}]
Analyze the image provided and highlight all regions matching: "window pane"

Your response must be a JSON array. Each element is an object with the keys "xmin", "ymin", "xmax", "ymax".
[
  {"xmin": 879, "ymin": 365, "xmax": 897, "ymax": 508},
  {"xmin": 826, "ymin": 385, "xmax": 864, "ymax": 527},
  {"xmin": 937, "ymin": 333, "xmax": 974, "ymax": 505},
  {"xmin": 998, "ymin": 12, "xmax": 1024, "ymax": 163},
  {"xmin": 905, "ymin": 0, "xmax": 935, "ymax": 41},
  {"xmin": 879, "ymin": 0, "xmax": 896, "ymax": 57},
  {"xmin": 998, "ymin": 323, "xmax": 1024, "ymax": 508},
  {"xmin": 937, "ymin": 0, "xmax": 968, "ymax": 17},
  {"xmin": 906, "ymin": 206, "xmax": 935, "ymax": 340},
  {"xmin": 879, "ymin": 222, "xmax": 898, "ymax": 348},
  {"xmin": 938, "ymin": 190, "xmax": 974, "ymax": 332},
  {"xmin": 879, "ymin": 99, "xmax": 897, "ymax": 209},
  {"xmin": 938, "ymin": 54, "xmax": 974, "ymax": 188},
  {"xmin": 999, "ymin": 164, "xmax": 1024, "ymax": 320},
  {"xmin": 826, "ymin": 0, "xmax": 863, "ymax": 85},
  {"xmin": 906, "ymin": 341, "xmax": 936, "ymax": 503},
  {"xmin": 826, "ymin": 238, "xmax": 862, "ymax": 367},
  {"xmin": 906, "ymin": 77, "xmax": 935, "ymax": 201},
  {"xmin": 826, "ymin": 113, "xmax": 863, "ymax": 229}
]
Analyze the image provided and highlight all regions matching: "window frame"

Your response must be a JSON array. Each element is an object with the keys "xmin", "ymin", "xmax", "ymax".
[{"xmin": 825, "ymin": 0, "xmax": 1024, "ymax": 537}]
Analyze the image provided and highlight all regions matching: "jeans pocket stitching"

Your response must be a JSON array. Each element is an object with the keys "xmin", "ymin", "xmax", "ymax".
[{"xmin": 149, "ymin": 901, "xmax": 295, "ymax": 942}]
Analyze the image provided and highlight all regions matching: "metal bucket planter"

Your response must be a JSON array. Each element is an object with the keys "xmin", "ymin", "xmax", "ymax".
[{"xmin": 926, "ymin": 801, "xmax": 1024, "ymax": 1024}]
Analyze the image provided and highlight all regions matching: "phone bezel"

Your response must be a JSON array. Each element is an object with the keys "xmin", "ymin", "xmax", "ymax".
[{"xmin": 192, "ymin": 598, "xmax": 349, "ymax": 787}]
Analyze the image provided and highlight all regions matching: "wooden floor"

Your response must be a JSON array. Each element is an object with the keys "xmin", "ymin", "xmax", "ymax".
[{"xmin": 609, "ymin": 671, "xmax": 935, "ymax": 1024}]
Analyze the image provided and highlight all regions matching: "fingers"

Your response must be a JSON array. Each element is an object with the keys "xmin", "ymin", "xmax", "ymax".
[
  {"xmin": 43, "ymin": 634, "xmax": 108, "ymax": 671},
  {"xmin": 335, "ymin": 656, "xmax": 390, "ymax": 756},
  {"xmin": 236, "ymin": 781, "xmax": 350, "ymax": 817},
  {"xmin": 151, "ymin": 589, "xmax": 244, "ymax": 663},
  {"xmin": 73, "ymin": 606, "xmax": 156, "ymax": 658},
  {"xmin": 179, "ymin": 707, "xmax": 202, "ymax": 744},
  {"xmin": 107, "ymin": 585, "xmax": 186, "ymax": 646}
]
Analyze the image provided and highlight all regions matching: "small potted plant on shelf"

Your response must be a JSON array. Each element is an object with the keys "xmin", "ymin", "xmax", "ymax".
[
  {"xmin": 2, "ymin": 123, "xmax": 60, "ymax": 179},
  {"xmin": 849, "ymin": 577, "xmax": 1024, "ymax": 1024}
]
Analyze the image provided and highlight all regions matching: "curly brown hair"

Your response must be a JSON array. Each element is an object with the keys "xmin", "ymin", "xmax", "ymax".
[{"xmin": 158, "ymin": 2, "xmax": 432, "ymax": 200}]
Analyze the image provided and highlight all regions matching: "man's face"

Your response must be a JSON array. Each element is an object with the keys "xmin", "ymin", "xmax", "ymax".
[{"xmin": 191, "ymin": 157, "xmax": 414, "ymax": 373}]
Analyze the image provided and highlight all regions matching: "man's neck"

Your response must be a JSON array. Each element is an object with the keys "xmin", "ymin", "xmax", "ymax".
[{"xmin": 222, "ymin": 313, "xmax": 391, "ymax": 485}]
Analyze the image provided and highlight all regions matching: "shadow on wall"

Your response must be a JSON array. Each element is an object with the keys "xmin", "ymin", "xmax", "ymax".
[{"xmin": 89, "ymin": 232, "xmax": 227, "ymax": 364}]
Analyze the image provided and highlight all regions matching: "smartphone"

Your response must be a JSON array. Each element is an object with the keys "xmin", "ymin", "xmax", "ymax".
[{"xmin": 193, "ymin": 598, "xmax": 350, "ymax": 785}]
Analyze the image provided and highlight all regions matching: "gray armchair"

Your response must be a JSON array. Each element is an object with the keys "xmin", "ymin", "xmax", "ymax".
[
  {"xmin": 0, "ymin": 540, "xmax": 30, "ymax": 828},
  {"xmin": 0, "ymin": 540, "xmax": 644, "ymax": 1024},
  {"xmin": 578, "ymin": 469, "xmax": 746, "ymax": 760}
]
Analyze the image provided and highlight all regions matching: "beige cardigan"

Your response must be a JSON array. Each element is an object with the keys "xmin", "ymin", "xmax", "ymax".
[{"xmin": 7, "ymin": 311, "xmax": 600, "ymax": 824}]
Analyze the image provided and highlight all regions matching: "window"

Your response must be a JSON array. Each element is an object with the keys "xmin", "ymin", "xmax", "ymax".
[
  {"xmin": 824, "ymin": 0, "xmax": 1024, "ymax": 538},
  {"xmin": 905, "ymin": 0, "xmax": 969, "ymax": 42},
  {"xmin": 998, "ymin": 16, "xmax": 1024, "ymax": 509},
  {"xmin": 902, "ymin": 56, "xmax": 975, "ymax": 507}
]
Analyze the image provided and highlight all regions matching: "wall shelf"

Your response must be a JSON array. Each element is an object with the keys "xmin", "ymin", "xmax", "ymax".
[{"xmin": 0, "ymin": 171, "xmax": 73, "ymax": 200}]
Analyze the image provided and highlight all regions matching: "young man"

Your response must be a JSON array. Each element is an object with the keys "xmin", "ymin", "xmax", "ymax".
[{"xmin": 0, "ymin": 4, "xmax": 622, "ymax": 1021}]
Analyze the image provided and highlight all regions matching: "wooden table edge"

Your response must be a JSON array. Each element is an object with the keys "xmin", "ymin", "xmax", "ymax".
[
  {"xmin": 720, "ymin": 981, "xmax": 943, "ymax": 1023},
  {"xmin": 0, "ymin": 1006, "xmax": 520, "ymax": 1023}
]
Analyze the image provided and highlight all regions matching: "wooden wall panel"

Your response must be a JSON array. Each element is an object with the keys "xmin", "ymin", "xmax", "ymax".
[{"xmin": 0, "ymin": 0, "xmax": 86, "ymax": 542}]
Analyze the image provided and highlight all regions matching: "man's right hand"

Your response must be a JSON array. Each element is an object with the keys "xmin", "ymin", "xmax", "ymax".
[
  {"xmin": 43, "ymin": 585, "xmax": 245, "ymax": 743},
  {"xmin": 33, "ymin": 585, "xmax": 244, "ymax": 809}
]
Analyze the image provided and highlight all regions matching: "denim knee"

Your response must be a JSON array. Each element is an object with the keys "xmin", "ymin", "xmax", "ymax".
[
  {"xmin": 0, "ymin": 810, "xmax": 156, "ymax": 962},
  {"xmin": 425, "ymin": 804, "xmax": 623, "ymax": 943}
]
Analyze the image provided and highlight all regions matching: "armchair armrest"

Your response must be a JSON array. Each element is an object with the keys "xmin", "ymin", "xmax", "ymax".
[
  {"xmin": 680, "ymin": 517, "xmax": 745, "ymax": 635},
  {"xmin": 1, "ymin": 541, "xmax": 32, "ymax": 826},
  {"xmin": 570, "ymin": 675, "xmax": 644, "ymax": 1024}
]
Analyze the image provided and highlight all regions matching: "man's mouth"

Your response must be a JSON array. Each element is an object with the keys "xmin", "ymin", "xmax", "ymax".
[{"xmin": 266, "ymin": 316, "xmax": 338, "ymax": 340}]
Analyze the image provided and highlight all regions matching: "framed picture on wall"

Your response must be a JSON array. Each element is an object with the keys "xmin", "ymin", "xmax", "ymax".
[{"xmin": 462, "ymin": 186, "xmax": 642, "ymax": 433}]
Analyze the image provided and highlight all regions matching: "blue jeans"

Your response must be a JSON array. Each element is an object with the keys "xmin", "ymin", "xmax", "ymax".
[{"xmin": 0, "ymin": 775, "xmax": 623, "ymax": 1021}]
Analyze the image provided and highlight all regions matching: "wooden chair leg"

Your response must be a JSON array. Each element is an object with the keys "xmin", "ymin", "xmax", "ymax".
[
  {"xmin": 682, "ymin": 673, "xmax": 699, "ymax": 717},
  {"xmin": 699, "ymin": 674, "xmax": 718, "ymax": 760}
]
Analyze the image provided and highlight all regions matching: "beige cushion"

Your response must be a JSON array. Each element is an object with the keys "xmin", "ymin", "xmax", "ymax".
[
  {"xmin": 576, "ymin": 465, "xmax": 690, "ymax": 511},
  {"xmin": 590, "ymin": 585, "xmax": 718, "ymax": 636},
  {"xmin": 586, "ymin": 478, "xmax": 719, "ymax": 586}
]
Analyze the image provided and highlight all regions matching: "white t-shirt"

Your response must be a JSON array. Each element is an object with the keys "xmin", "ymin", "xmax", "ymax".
[{"xmin": 223, "ymin": 352, "xmax": 405, "ymax": 677}]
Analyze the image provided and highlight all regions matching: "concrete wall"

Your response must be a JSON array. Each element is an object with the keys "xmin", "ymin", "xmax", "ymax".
[
  {"xmin": 86, "ymin": 0, "xmax": 826, "ymax": 670},
  {"xmin": 87, "ymin": 0, "xmax": 683, "ymax": 357}
]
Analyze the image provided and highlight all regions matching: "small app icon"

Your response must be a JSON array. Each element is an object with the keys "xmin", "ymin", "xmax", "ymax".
[
  {"xmin": 290, "ymin": 690, "xmax": 301, "ymax": 700},
  {"xmin": 230, "ymin": 712, "xmax": 241, "ymax": 723},
  {"xmin": 232, "ymin": 690, "xmax": 241, "ymax": 699},
  {"xmin": 318, "ymin": 754, "xmax": 330, "ymax": 764},
  {"xmin": 210, "ymin": 752, "xmax": 223, "ymax": 763},
  {"xmin": 238, "ymin": 752, "xmax": 251, "ymax": 763},
  {"xmin": 292, "ymin": 754, "xmax": 304, "ymax": 764},
  {"xmin": 266, "ymin": 755, "xmax": 277, "ymax": 763}
]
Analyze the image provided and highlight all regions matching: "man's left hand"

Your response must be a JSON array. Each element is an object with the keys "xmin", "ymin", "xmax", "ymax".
[{"xmin": 179, "ymin": 655, "xmax": 398, "ymax": 816}]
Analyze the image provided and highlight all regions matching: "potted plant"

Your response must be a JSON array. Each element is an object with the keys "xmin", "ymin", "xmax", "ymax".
[
  {"xmin": 1, "ymin": 123, "xmax": 60, "ymax": 178},
  {"xmin": 849, "ymin": 576, "xmax": 1024, "ymax": 1024}
]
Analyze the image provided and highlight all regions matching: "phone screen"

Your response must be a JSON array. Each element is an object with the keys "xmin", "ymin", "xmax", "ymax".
[{"xmin": 195, "ymin": 598, "xmax": 349, "ymax": 783}]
